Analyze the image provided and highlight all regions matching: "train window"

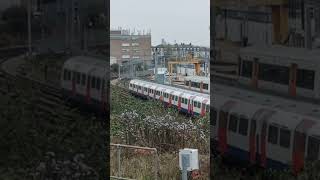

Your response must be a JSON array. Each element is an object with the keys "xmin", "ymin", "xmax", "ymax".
[
  {"xmin": 268, "ymin": 125, "xmax": 278, "ymax": 144},
  {"xmin": 68, "ymin": 71, "xmax": 71, "ymax": 80},
  {"xmin": 91, "ymin": 77, "xmax": 96, "ymax": 88},
  {"xmin": 279, "ymin": 128, "xmax": 291, "ymax": 148},
  {"xmin": 307, "ymin": 136, "xmax": 320, "ymax": 160},
  {"xmin": 259, "ymin": 63, "xmax": 289, "ymax": 85},
  {"xmin": 241, "ymin": 60, "xmax": 253, "ymax": 78},
  {"xmin": 175, "ymin": 96, "xmax": 178, "ymax": 101},
  {"xmin": 144, "ymin": 88, "xmax": 147, "ymax": 92},
  {"xmin": 96, "ymin": 78, "xmax": 101, "ymax": 90},
  {"xmin": 63, "ymin": 69, "xmax": 67, "ymax": 80},
  {"xmin": 81, "ymin": 73, "xmax": 86, "ymax": 86},
  {"xmin": 211, "ymin": 108, "xmax": 217, "ymax": 126},
  {"xmin": 206, "ymin": 105, "xmax": 209, "ymax": 112},
  {"xmin": 194, "ymin": 101, "xmax": 197, "ymax": 107},
  {"xmin": 186, "ymin": 81, "xmax": 189, "ymax": 86},
  {"xmin": 297, "ymin": 69, "xmax": 315, "ymax": 90},
  {"xmin": 72, "ymin": 71, "xmax": 76, "ymax": 81},
  {"xmin": 196, "ymin": 83, "xmax": 200, "ymax": 88},
  {"xmin": 76, "ymin": 72, "xmax": 80, "ymax": 84},
  {"xmin": 203, "ymin": 84, "xmax": 209, "ymax": 90},
  {"xmin": 228, "ymin": 114, "xmax": 238, "ymax": 132},
  {"xmin": 197, "ymin": 102, "xmax": 201, "ymax": 108},
  {"xmin": 239, "ymin": 117, "xmax": 248, "ymax": 136}
]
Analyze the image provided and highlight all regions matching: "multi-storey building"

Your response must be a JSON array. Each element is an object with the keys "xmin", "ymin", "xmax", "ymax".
[
  {"xmin": 151, "ymin": 43, "xmax": 209, "ymax": 60},
  {"xmin": 110, "ymin": 29, "xmax": 152, "ymax": 66}
]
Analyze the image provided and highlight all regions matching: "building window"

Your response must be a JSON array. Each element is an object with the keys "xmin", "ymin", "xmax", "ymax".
[
  {"xmin": 228, "ymin": 114, "xmax": 238, "ymax": 132},
  {"xmin": 122, "ymin": 43, "xmax": 130, "ymax": 47},
  {"xmin": 297, "ymin": 69, "xmax": 315, "ymax": 90},
  {"xmin": 122, "ymin": 55, "xmax": 130, "ymax": 59},
  {"xmin": 241, "ymin": 60, "xmax": 253, "ymax": 78},
  {"xmin": 268, "ymin": 125, "xmax": 278, "ymax": 144},
  {"xmin": 279, "ymin": 128, "xmax": 291, "ymax": 148},
  {"xmin": 122, "ymin": 49, "xmax": 130, "ymax": 53},
  {"xmin": 132, "ymin": 42, "xmax": 139, "ymax": 46},
  {"xmin": 133, "ymin": 56, "xmax": 140, "ymax": 59}
]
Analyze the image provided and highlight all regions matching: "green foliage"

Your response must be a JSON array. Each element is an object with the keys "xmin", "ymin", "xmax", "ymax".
[{"xmin": 0, "ymin": 79, "xmax": 106, "ymax": 178}]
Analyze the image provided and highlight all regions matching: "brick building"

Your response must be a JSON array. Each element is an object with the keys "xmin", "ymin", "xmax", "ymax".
[{"xmin": 110, "ymin": 29, "xmax": 152, "ymax": 66}]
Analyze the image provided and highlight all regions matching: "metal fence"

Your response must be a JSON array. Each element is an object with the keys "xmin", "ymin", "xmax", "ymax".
[{"xmin": 110, "ymin": 143, "xmax": 160, "ymax": 180}]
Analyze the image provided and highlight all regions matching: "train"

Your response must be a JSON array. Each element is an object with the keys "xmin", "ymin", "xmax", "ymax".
[
  {"xmin": 60, "ymin": 55, "xmax": 320, "ymax": 174},
  {"xmin": 60, "ymin": 56, "xmax": 108, "ymax": 114},
  {"xmin": 128, "ymin": 79, "xmax": 210, "ymax": 116},
  {"xmin": 238, "ymin": 45, "xmax": 320, "ymax": 100},
  {"xmin": 183, "ymin": 76, "xmax": 210, "ymax": 93},
  {"xmin": 212, "ymin": 83, "xmax": 320, "ymax": 174}
]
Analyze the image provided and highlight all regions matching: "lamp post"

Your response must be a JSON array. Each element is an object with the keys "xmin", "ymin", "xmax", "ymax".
[{"xmin": 27, "ymin": 0, "xmax": 32, "ymax": 58}]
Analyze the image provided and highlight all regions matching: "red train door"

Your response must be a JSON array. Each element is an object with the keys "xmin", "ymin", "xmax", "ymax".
[
  {"xmin": 201, "ymin": 99, "xmax": 208, "ymax": 117},
  {"xmin": 292, "ymin": 119, "xmax": 315, "ymax": 175},
  {"xmin": 218, "ymin": 110, "xmax": 228, "ymax": 155},
  {"xmin": 260, "ymin": 122, "xmax": 267, "ymax": 168},
  {"xmin": 218, "ymin": 101, "xmax": 236, "ymax": 155}
]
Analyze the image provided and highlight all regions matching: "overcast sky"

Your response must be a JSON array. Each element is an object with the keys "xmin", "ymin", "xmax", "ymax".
[{"xmin": 111, "ymin": 0, "xmax": 210, "ymax": 47}]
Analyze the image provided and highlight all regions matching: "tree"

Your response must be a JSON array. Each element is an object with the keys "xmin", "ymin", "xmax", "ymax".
[{"xmin": 111, "ymin": 63, "xmax": 119, "ymax": 74}]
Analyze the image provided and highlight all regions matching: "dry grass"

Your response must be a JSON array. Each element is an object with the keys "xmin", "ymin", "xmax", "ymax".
[{"xmin": 110, "ymin": 149, "xmax": 209, "ymax": 180}]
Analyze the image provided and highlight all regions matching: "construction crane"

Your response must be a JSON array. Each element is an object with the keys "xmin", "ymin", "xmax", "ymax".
[{"xmin": 167, "ymin": 53, "xmax": 203, "ymax": 83}]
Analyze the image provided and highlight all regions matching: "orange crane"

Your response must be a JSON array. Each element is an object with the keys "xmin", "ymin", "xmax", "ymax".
[{"xmin": 167, "ymin": 53, "xmax": 203, "ymax": 82}]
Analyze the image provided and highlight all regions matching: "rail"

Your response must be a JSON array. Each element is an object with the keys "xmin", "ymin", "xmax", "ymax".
[{"xmin": 110, "ymin": 143, "xmax": 159, "ymax": 180}]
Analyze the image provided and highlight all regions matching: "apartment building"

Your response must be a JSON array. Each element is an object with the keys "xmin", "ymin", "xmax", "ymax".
[{"xmin": 110, "ymin": 29, "xmax": 152, "ymax": 66}]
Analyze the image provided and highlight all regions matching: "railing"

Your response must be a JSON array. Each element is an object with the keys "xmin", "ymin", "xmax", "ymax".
[{"xmin": 110, "ymin": 143, "xmax": 159, "ymax": 180}]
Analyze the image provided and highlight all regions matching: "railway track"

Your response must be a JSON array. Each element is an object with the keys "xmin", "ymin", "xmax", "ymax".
[{"xmin": 0, "ymin": 53, "xmax": 88, "ymax": 121}]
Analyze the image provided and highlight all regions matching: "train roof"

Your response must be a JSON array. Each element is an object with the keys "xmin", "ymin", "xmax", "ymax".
[
  {"xmin": 240, "ymin": 45, "xmax": 320, "ymax": 64},
  {"xmin": 214, "ymin": 83, "xmax": 320, "ymax": 119},
  {"xmin": 63, "ymin": 56, "xmax": 108, "ymax": 77},
  {"xmin": 130, "ymin": 79, "xmax": 210, "ymax": 100}
]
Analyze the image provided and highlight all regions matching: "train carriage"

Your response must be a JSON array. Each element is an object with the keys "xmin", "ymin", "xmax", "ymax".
[
  {"xmin": 129, "ymin": 79, "xmax": 210, "ymax": 116},
  {"xmin": 239, "ymin": 45, "xmax": 320, "ymax": 99},
  {"xmin": 212, "ymin": 82, "xmax": 320, "ymax": 173},
  {"xmin": 61, "ymin": 56, "xmax": 108, "ymax": 114},
  {"xmin": 184, "ymin": 76, "xmax": 210, "ymax": 93}
]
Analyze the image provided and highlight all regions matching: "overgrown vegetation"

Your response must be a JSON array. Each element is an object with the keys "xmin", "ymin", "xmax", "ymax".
[
  {"xmin": 110, "ymin": 84, "xmax": 209, "ymax": 179},
  {"xmin": 0, "ymin": 74, "xmax": 107, "ymax": 179}
]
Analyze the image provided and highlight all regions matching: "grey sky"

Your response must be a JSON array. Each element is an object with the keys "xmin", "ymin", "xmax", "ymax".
[{"xmin": 111, "ymin": 0, "xmax": 210, "ymax": 47}]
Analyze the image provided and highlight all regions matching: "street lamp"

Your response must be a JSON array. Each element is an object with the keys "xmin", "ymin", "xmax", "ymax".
[{"xmin": 27, "ymin": 0, "xmax": 32, "ymax": 58}]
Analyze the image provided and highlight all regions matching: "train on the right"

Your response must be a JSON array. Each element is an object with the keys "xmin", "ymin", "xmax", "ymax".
[
  {"xmin": 204, "ymin": 45, "xmax": 320, "ymax": 174},
  {"xmin": 238, "ymin": 45, "xmax": 320, "ymax": 99}
]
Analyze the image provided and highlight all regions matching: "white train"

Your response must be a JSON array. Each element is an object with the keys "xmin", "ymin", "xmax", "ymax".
[
  {"xmin": 60, "ymin": 56, "xmax": 108, "ymax": 113},
  {"xmin": 129, "ymin": 79, "xmax": 210, "ymax": 116},
  {"xmin": 239, "ymin": 45, "xmax": 320, "ymax": 100},
  {"xmin": 212, "ymin": 83, "xmax": 320, "ymax": 173},
  {"xmin": 183, "ymin": 76, "xmax": 210, "ymax": 93}
]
